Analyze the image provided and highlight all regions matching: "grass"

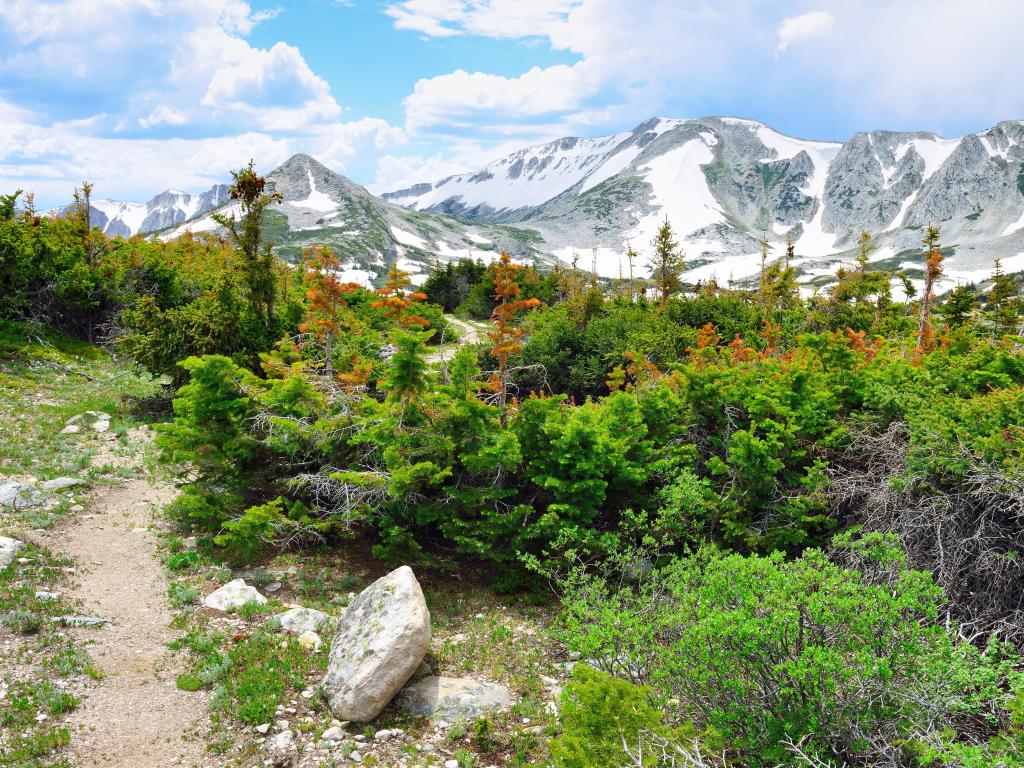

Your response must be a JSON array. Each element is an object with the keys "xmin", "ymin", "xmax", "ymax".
[
  {"xmin": 0, "ymin": 546, "xmax": 92, "ymax": 768},
  {"xmin": 0, "ymin": 321, "xmax": 162, "ymax": 528}
]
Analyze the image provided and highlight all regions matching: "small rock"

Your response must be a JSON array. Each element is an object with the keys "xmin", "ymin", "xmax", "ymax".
[
  {"xmin": 256, "ymin": 723, "xmax": 272, "ymax": 735},
  {"xmin": 268, "ymin": 729, "xmax": 295, "ymax": 767},
  {"xmin": 349, "ymin": 751, "xmax": 363, "ymax": 763},
  {"xmin": 50, "ymin": 615, "xmax": 108, "ymax": 627},
  {"xmin": 34, "ymin": 591, "xmax": 61, "ymax": 601},
  {"xmin": 203, "ymin": 579, "xmax": 267, "ymax": 612},
  {"xmin": 320, "ymin": 726, "xmax": 345, "ymax": 743},
  {"xmin": 445, "ymin": 760, "xmax": 459, "ymax": 768},
  {"xmin": 264, "ymin": 582, "xmax": 282, "ymax": 593},
  {"xmin": 297, "ymin": 631, "xmax": 322, "ymax": 652},
  {"xmin": 397, "ymin": 676, "xmax": 513, "ymax": 721},
  {"xmin": 60, "ymin": 425, "xmax": 81, "ymax": 435},
  {"xmin": 0, "ymin": 536, "xmax": 25, "ymax": 569},
  {"xmin": 40, "ymin": 477, "xmax": 85, "ymax": 491},
  {"xmin": 276, "ymin": 606, "xmax": 330, "ymax": 634}
]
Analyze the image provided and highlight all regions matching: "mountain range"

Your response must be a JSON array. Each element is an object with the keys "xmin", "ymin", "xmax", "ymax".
[{"xmin": 91, "ymin": 116, "xmax": 1024, "ymax": 292}]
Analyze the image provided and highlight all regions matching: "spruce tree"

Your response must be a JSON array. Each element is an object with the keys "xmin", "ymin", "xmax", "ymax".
[
  {"xmin": 917, "ymin": 226, "xmax": 944, "ymax": 353},
  {"xmin": 987, "ymin": 258, "xmax": 1020, "ymax": 335},
  {"xmin": 212, "ymin": 161, "xmax": 283, "ymax": 326},
  {"xmin": 649, "ymin": 217, "xmax": 684, "ymax": 307}
]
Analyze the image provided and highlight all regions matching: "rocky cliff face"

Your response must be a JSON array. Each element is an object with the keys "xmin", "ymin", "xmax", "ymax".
[
  {"xmin": 386, "ymin": 117, "xmax": 1024, "ymax": 292},
  {"xmin": 88, "ymin": 185, "xmax": 229, "ymax": 237}
]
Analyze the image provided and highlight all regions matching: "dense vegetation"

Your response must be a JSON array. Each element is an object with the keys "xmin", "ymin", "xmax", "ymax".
[{"xmin": 4, "ymin": 168, "xmax": 1024, "ymax": 767}]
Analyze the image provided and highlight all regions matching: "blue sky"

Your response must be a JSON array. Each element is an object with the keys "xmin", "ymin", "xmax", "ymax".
[{"xmin": 1, "ymin": 0, "xmax": 1022, "ymax": 208}]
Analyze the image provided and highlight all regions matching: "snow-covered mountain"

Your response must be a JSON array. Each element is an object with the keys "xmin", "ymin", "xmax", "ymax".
[
  {"xmin": 88, "ymin": 185, "xmax": 230, "ymax": 237},
  {"xmin": 385, "ymin": 116, "xmax": 1024, "ymax": 293},
  {"xmin": 163, "ymin": 154, "xmax": 541, "ymax": 286}
]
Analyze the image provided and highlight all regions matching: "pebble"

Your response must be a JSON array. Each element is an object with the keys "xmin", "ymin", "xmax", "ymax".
[
  {"xmin": 445, "ymin": 760, "xmax": 459, "ymax": 768},
  {"xmin": 255, "ymin": 724, "xmax": 271, "ymax": 735}
]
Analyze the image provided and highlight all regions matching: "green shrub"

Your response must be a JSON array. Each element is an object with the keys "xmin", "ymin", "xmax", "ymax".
[
  {"xmin": 550, "ymin": 665, "xmax": 684, "ymax": 768},
  {"xmin": 556, "ymin": 538, "xmax": 1022, "ymax": 766}
]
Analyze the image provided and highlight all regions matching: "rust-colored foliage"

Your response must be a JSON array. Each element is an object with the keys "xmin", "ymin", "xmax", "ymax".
[
  {"xmin": 372, "ymin": 262, "xmax": 430, "ymax": 328},
  {"xmin": 487, "ymin": 252, "xmax": 541, "ymax": 426}
]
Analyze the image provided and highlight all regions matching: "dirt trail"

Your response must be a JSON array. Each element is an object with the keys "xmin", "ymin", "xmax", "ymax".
[
  {"xmin": 42, "ymin": 472, "xmax": 207, "ymax": 767},
  {"xmin": 425, "ymin": 314, "xmax": 487, "ymax": 364}
]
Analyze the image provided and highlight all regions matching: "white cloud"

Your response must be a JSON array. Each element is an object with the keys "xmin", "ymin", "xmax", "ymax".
[
  {"xmin": 775, "ymin": 11, "xmax": 834, "ymax": 56},
  {"xmin": 385, "ymin": 0, "xmax": 578, "ymax": 39},
  {"xmin": 0, "ymin": 1, "xmax": 342, "ymax": 133},
  {"xmin": 138, "ymin": 106, "xmax": 188, "ymax": 129},
  {"xmin": 201, "ymin": 41, "xmax": 340, "ymax": 129}
]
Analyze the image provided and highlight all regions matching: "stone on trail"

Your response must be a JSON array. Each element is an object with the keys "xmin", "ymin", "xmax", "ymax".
[
  {"xmin": 322, "ymin": 565, "xmax": 431, "ymax": 723},
  {"xmin": 268, "ymin": 729, "xmax": 295, "ymax": 767},
  {"xmin": 0, "ymin": 536, "xmax": 25, "ymax": 568},
  {"xmin": 203, "ymin": 578, "xmax": 267, "ymax": 612},
  {"xmin": 51, "ymin": 615, "xmax": 109, "ymax": 627},
  {"xmin": 276, "ymin": 606, "xmax": 331, "ymax": 634},
  {"xmin": 397, "ymin": 676, "xmax": 513, "ymax": 721},
  {"xmin": 0, "ymin": 481, "xmax": 46, "ymax": 510},
  {"xmin": 40, "ymin": 477, "xmax": 86, "ymax": 491}
]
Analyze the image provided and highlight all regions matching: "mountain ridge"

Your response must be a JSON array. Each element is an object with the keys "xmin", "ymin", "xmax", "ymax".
[{"xmin": 87, "ymin": 115, "xmax": 1024, "ymax": 293}]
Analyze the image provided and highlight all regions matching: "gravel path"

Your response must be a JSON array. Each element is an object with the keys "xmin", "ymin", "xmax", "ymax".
[{"xmin": 43, "ymin": 474, "xmax": 206, "ymax": 767}]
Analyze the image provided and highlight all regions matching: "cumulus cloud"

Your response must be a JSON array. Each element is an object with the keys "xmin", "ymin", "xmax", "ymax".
[{"xmin": 775, "ymin": 11, "xmax": 834, "ymax": 56}]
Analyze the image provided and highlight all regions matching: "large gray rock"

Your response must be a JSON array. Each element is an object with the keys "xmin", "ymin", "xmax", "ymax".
[
  {"xmin": 203, "ymin": 579, "xmax": 267, "ymax": 612},
  {"xmin": 0, "ymin": 536, "xmax": 25, "ymax": 569},
  {"xmin": 396, "ymin": 676, "xmax": 513, "ymax": 720},
  {"xmin": 0, "ymin": 481, "xmax": 46, "ymax": 510},
  {"xmin": 276, "ymin": 606, "xmax": 331, "ymax": 634},
  {"xmin": 322, "ymin": 565, "xmax": 430, "ymax": 723}
]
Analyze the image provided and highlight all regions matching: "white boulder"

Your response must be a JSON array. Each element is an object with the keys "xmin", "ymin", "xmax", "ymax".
[
  {"xmin": 203, "ymin": 579, "xmax": 267, "ymax": 612},
  {"xmin": 322, "ymin": 565, "xmax": 431, "ymax": 723}
]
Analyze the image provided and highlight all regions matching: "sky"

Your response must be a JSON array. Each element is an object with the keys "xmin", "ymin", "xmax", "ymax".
[{"xmin": 1, "ymin": 0, "xmax": 1023, "ymax": 208}]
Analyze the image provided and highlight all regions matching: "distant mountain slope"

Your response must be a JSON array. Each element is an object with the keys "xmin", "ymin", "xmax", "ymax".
[
  {"xmin": 87, "ymin": 185, "xmax": 230, "ymax": 237},
  {"xmin": 162, "ymin": 154, "xmax": 548, "ymax": 286},
  {"xmin": 385, "ymin": 117, "xmax": 1024, "ymax": 293}
]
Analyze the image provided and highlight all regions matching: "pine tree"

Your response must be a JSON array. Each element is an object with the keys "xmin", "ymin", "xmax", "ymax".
[
  {"xmin": 488, "ymin": 253, "xmax": 541, "ymax": 427},
  {"xmin": 372, "ymin": 262, "xmax": 430, "ymax": 329},
  {"xmin": 940, "ymin": 284, "xmax": 978, "ymax": 328},
  {"xmin": 987, "ymin": 258, "xmax": 1019, "ymax": 335},
  {"xmin": 212, "ymin": 161, "xmax": 283, "ymax": 326},
  {"xmin": 917, "ymin": 225, "xmax": 944, "ymax": 353},
  {"xmin": 299, "ymin": 245, "xmax": 359, "ymax": 377},
  {"xmin": 649, "ymin": 217, "xmax": 684, "ymax": 307}
]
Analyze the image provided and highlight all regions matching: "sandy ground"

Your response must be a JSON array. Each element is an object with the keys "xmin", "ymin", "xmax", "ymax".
[{"xmin": 41, "ymin": 465, "xmax": 207, "ymax": 767}]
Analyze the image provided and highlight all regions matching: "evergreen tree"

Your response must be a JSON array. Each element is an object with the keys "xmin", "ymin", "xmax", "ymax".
[
  {"xmin": 212, "ymin": 161, "xmax": 283, "ymax": 326},
  {"xmin": 299, "ymin": 245, "xmax": 358, "ymax": 378},
  {"xmin": 940, "ymin": 284, "xmax": 978, "ymax": 328},
  {"xmin": 488, "ymin": 253, "xmax": 541, "ymax": 427},
  {"xmin": 987, "ymin": 258, "xmax": 1019, "ymax": 335},
  {"xmin": 917, "ymin": 226, "xmax": 943, "ymax": 353},
  {"xmin": 649, "ymin": 217, "xmax": 684, "ymax": 307}
]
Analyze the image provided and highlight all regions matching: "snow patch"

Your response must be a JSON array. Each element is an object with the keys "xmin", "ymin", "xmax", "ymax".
[
  {"xmin": 909, "ymin": 137, "xmax": 960, "ymax": 181},
  {"xmin": 296, "ymin": 168, "xmax": 337, "ymax": 213},
  {"xmin": 1001, "ymin": 208, "xmax": 1024, "ymax": 237},
  {"xmin": 391, "ymin": 226, "xmax": 427, "ymax": 248},
  {"xmin": 633, "ymin": 136, "xmax": 724, "ymax": 246}
]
